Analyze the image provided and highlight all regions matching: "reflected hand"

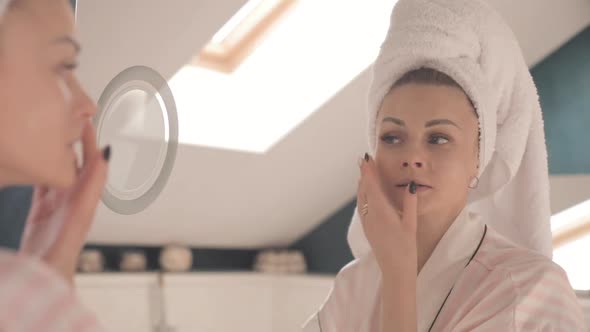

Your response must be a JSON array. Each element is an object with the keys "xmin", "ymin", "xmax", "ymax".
[{"xmin": 357, "ymin": 153, "xmax": 418, "ymax": 277}]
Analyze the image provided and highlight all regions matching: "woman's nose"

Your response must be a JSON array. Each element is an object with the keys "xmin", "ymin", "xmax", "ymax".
[
  {"xmin": 402, "ymin": 160, "xmax": 424, "ymax": 168},
  {"xmin": 77, "ymin": 89, "xmax": 97, "ymax": 119},
  {"xmin": 80, "ymin": 92, "xmax": 97, "ymax": 118},
  {"xmin": 72, "ymin": 79, "xmax": 97, "ymax": 119}
]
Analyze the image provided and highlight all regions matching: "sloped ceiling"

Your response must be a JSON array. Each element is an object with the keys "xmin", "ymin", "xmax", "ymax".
[{"xmin": 78, "ymin": 0, "xmax": 590, "ymax": 248}]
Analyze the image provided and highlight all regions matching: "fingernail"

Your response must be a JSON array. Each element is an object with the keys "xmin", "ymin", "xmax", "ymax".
[
  {"xmin": 103, "ymin": 145, "xmax": 111, "ymax": 162},
  {"xmin": 364, "ymin": 153, "xmax": 369, "ymax": 162},
  {"xmin": 409, "ymin": 181, "xmax": 417, "ymax": 194},
  {"xmin": 358, "ymin": 157, "xmax": 363, "ymax": 168}
]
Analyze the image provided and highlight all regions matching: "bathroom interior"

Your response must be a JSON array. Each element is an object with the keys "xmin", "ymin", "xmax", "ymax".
[{"xmin": 0, "ymin": 0, "xmax": 589, "ymax": 331}]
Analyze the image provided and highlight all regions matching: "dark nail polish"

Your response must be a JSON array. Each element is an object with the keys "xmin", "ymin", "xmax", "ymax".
[
  {"xmin": 364, "ymin": 153, "xmax": 369, "ymax": 162},
  {"xmin": 103, "ymin": 145, "xmax": 111, "ymax": 162},
  {"xmin": 409, "ymin": 181, "xmax": 417, "ymax": 194}
]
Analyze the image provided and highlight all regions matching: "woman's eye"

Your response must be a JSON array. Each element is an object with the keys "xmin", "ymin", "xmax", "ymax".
[
  {"xmin": 381, "ymin": 135, "xmax": 401, "ymax": 144},
  {"xmin": 62, "ymin": 62, "xmax": 78, "ymax": 71},
  {"xmin": 56, "ymin": 62, "xmax": 77, "ymax": 75},
  {"xmin": 429, "ymin": 135, "xmax": 449, "ymax": 144}
]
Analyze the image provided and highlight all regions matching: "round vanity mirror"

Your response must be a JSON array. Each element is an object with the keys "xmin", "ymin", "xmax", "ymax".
[{"xmin": 93, "ymin": 66, "xmax": 178, "ymax": 215}]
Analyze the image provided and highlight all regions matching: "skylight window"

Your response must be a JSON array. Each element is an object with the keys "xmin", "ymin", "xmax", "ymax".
[
  {"xmin": 170, "ymin": 1, "xmax": 396, "ymax": 153},
  {"xmin": 195, "ymin": 0, "xmax": 296, "ymax": 74}
]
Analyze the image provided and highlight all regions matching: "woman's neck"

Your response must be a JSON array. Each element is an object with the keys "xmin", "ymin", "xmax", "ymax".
[{"xmin": 415, "ymin": 206, "xmax": 464, "ymax": 274}]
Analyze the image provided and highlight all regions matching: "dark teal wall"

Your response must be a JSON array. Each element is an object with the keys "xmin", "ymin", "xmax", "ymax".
[
  {"xmin": 532, "ymin": 26, "xmax": 590, "ymax": 174},
  {"xmin": 0, "ymin": 187, "xmax": 31, "ymax": 248},
  {"xmin": 289, "ymin": 201, "xmax": 355, "ymax": 274}
]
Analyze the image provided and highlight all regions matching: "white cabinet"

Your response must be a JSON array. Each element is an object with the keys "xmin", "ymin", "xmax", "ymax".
[
  {"xmin": 162, "ymin": 273, "xmax": 274, "ymax": 332},
  {"xmin": 162, "ymin": 273, "xmax": 334, "ymax": 332},
  {"xmin": 75, "ymin": 273, "xmax": 590, "ymax": 332},
  {"xmin": 75, "ymin": 272, "xmax": 334, "ymax": 332},
  {"xmin": 272, "ymin": 275, "xmax": 334, "ymax": 332},
  {"xmin": 75, "ymin": 273, "xmax": 160, "ymax": 332}
]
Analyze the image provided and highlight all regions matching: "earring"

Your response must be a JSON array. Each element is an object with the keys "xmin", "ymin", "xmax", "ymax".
[{"xmin": 468, "ymin": 176, "xmax": 479, "ymax": 189}]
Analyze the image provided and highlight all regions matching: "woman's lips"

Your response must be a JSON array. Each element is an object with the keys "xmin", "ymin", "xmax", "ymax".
[{"xmin": 395, "ymin": 183, "xmax": 432, "ymax": 192}]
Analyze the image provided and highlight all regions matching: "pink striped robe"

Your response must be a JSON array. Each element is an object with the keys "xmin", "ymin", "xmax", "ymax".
[
  {"xmin": 0, "ymin": 250, "xmax": 104, "ymax": 332},
  {"xmin": 303, "ymin": 210, "xmax": 586, "ymax": 331}
]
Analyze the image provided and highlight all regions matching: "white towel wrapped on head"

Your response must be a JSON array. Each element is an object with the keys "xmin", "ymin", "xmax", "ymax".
[{"xmin": 348, "ymin": 0, "xmax": 553, "ymax": 259}]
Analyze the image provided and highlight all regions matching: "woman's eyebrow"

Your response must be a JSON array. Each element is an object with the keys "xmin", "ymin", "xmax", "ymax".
[
  {"xmin": 425, "ymin": 119, "xmax": 461, "ymax": 129},
  {"xmin": 52, "ymin": 36, "xmax": 81, "ymax": 54},
  {"xmin": 382, "ymin": 117, "xmax": 461, "ymax": 129},
  {"xmin": 382, "ymin": 117, "xmax": 405, "ymax": 126}
]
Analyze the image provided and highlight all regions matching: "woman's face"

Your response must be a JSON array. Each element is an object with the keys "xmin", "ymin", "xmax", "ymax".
[
  {"xmin": 375, "ymin": 83, "xmax": 479, "ymax": 217},
  {"xmin": 0, "ymin": 0, "xmax": 96, "ymax": 188}
]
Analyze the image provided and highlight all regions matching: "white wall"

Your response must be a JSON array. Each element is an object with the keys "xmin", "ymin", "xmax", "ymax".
[{"xmin": 550, "ymin": 175, "xmax": 590, "ymax": 214}]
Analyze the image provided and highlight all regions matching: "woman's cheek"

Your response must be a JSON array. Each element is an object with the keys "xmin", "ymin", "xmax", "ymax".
[{"xmin": 434, "ymin": 152, "xmax": 471, "ymax": 185}]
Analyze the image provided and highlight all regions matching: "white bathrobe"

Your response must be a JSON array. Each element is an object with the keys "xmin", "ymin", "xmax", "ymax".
[{"xmin": 303, "ymin": 209, "xmax": 585, "ymax": 331}]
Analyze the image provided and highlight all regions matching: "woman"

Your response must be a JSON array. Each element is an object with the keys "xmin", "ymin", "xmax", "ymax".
[
  {"xmin": 0, "ymin": 0, "xmax": 109, "ymax": 330},
  {"xmin": 304, "ymin": 0, "xmax": 585, "ymax": 331}
]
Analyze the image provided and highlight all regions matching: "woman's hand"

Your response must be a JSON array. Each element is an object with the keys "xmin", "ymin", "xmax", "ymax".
[
  {"xmin": 357, "ymin": 153, "xmax": 418, "ymax": 277},
  {"xmin": 20, "ymin": 121, "xmax": 110, "ymax": 285},
  {"xmin": 359, "ymin": 153, "xmax": 419, "ymax": 332}
]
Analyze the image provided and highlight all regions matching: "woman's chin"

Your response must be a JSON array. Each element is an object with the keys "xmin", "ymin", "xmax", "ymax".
[
  {"xmin": 391, "ymin": 198, "xmax": 436, "ymax": 219},
  {"xmin": 41, "ymin": 163, "xmax": 76, "ymax": 189}
]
